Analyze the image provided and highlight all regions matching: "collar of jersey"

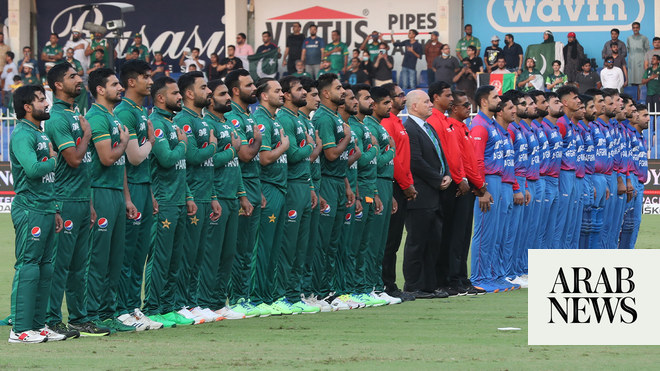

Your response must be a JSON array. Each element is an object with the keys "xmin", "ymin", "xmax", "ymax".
[
  {"xmin": 92, "ymin": 103, "xmax": 113, "ymax": 116},
  {"xmin": 279, "ymin": 106, "xmax": 299, "ymax": 117},
  {"xmin": 181, "ymin": 105, "xmax": 202, "ymax": 118},
  {"xmin": 230, "ymin": 101, "xmax": 250, "ymax": 116},
  {"xmin": 256, "ymin": 104, "xmax": 276, "ymax": 120},
  {"xmin": 122, "ymin": 96, "xmax": 143, "ymax": 110},
  {"xmin": 205, "ymin": 110, "xmax": 225, "ymax": 123},
  {"xmin": 53, "ymin": 97, "xmax": 75, "ymax": 111},
  {"xmin": 318, "ymin": 103, "xmax": 339, "ymax": 116},
  {"xmin": 152, "ymin": 106, "xmax": 174, "ymax": 121},
  {"xmin": 19, "ymin": 118, "xmax": 42, "ymax": 131}
]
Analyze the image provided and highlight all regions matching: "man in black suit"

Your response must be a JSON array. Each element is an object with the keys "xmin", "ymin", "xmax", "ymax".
[{"xmin": 402, "ymin": 90, "xmax": 452, "ymax": 298}]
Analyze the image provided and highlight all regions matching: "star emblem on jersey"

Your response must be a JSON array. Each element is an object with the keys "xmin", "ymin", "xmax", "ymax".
[
  {"xmin": 190, "ymin": 215, "xmax": 199, "ymax": 225},
  {"xmin": 162, "ymin": 219, "xmax": 171, "ymax": 229},
  {"xmin": 268, "ymin": 214, "xmax": 276, "ymax": 223},
  {"xmin": 154, "ymin": 128, "xmax": 164, "ymax": 138}
]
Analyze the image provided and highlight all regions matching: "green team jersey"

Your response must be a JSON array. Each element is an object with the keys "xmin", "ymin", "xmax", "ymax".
[
  {"xmin": 643, "ymin": 66, "xmax": 660, "ymax": 95},
  {"xmin": 205, "ymin": 111, "xmax": 246, "ymax": 200},
  {"xmin": 43, "ymin": 43, "xmax": 63, "ymax": 60},
  {"xmin": 301, "ymin": 112, "xmax": 321, "ymax": 184},
  {"xmin": 365, "ymin": 116, "xmax": 395, "ymax": 179},
  {"xmin": 346, "ymin": 128, "xmax": 359, "ymax": 190},
  {"xmin": 44, "ymin": 98, "xmax": 91, "ymax": 202},
  {"xmin": 314, "ymin": 103, "xmax": 348, "ymax": 178},
  {"xmin": 366, "ymin": 43, "xmax": 380, "ymax": 61},
  {"xmin": 91, "ymin": 39, "xmax": 110, "ymax": 66},
  {"xmin": 348, "ymin": 115, "xmax": 379, "ymax": 197},
  {"xmin": 324, "ymin": 42, "xmax": 348, "ymax": 73},
  {"xmin": 277, "ymin": 106, "xmax": 313, "ymax": 182},
  {"xmin": 149, "ymin": 107, "xmax": 191, "ymax": 206},
  {"xmin": 22, "ymin": 76, "xmax": 39, "ymax": 85},
  {"xmin": 225, "ymin": 101, "xmax": 260, "ymax": 179},
  {"xmin": 114, "ymin": 97, "xmax": 151, "ymax": 184},
  {"xmin": 174, "ymin": 105, "xmax": 216, "ymax": 202},
  {"xmin": 10, "ymin": 119, "xmax": 56, "ymax": 212},
  {"xmin": 255, "ymin": 104, "xmax": 287, "ymax": 191},
  {"xmin": 291, "ymin": 72, "xmax": 311, "ymax": 78},
  {"xmin": 86, "ymin": 103, "xmax": 126, "ymax": 190},
  {"xmin": 131, "ymin": 44, "xmax": 149, "ymax": 61},
  {"xmin": 65, "ymin": 58, "xmax": 83, "ymax": 73}
]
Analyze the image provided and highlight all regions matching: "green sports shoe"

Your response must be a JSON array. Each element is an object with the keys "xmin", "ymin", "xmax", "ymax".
[
  {"xmin": 101, "ymin": 318, "xmax": 135, "ymax": 332},
  {"xmin": 231, "ymin": 299, "xmax": 260, "ymax": 319},
  {"xmin": 161, "ymin": 311, "xmax": 194, "ymax": 326},
  {"xmin": 356, "ymin": 293, "xmax": 378, "ymax": 307},
  {"xmin": 148, "ymin": 314, "xmax": 176, "ymax": 328},
  {"xmin": 254, "ymin": 303, "xmax": 273, "ymax": 317},
  {"xmin": 270, "ymin": 298, "xmax": 294, "ymax": 315},
  {"xmin": 291, "ymin": 301, "xmax": 320, "ymax": 314}
]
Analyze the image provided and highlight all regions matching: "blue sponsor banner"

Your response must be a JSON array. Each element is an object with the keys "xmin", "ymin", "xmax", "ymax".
[
  {"xmin": 464, "ymin": 0, "xmax": 654, "ymax": 66},
  {"xmin": 35, "ymin": 0, "xmax": 225, "ymax": 65}
]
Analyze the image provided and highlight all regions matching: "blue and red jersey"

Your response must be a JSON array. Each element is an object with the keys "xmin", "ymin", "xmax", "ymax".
[
  {"xmin": 573, "ymin": 120, "xmax": 586, "ymax": 178},
  {"xmin": 556, "ymin": 115, "xmax": 577, "ymax": 171},
  {"xmin": 495, "ymin": 121, "xmax": 520, "ymax": 192},
  {"xmin": 617, "ymin": 120, "xmax": 632, "ymax": 177},
  {"xmin": 607, "ymin": 118, "xmax": 623, "ymax": 173},
  {"xmin": 577, "ymin": 120, "xmax": 595, "ymax": 175},
  {"xmin": 594, "ymin": 118, "xmax": 614, "ymax": 174},
  {"xmin": 541, "ymin": 118, "xmax": 563, "ymax": 178},
  {"xmin": 632, "ymin": 130, "xmax": 648, "ymax": 183},
  {"xmin": 531, "ymin": 119, "xmax": 551, "ymax": 177},
  {"xmin": 507, "ymin": 121, "xmax": 529, "ymax": 178},
  {"xmin": 470, "ymin": 111, "xmax": 504, "ymax": 177},
  {"xmin": 521, "ymin": 120, "xmax": 540, "ymax": 181}
]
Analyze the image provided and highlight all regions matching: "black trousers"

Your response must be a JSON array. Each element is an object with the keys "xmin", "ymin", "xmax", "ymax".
[
  {"xmin": 403, "ymin": 206, "xmax": 443, "ymax": 292},
  {"xmin": 382, "ymin": 185, "xmax": 407, "ymax": 291}
]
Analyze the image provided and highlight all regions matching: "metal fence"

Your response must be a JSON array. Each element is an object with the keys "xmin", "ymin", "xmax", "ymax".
[{"xmin": 1, "ymin": 107, "xmax": 659, "ymax": 161}]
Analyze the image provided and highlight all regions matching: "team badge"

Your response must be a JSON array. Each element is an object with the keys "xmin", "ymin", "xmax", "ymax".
[
  {"xmin": 345, "ymin": 213, "xmax": 351, "ymax": 222},
  {"xmin": 154, "ymin": 129, "xmax": 164, "ymax": 138},
  {"xmin": 258, "ymin": 124, "xmax": 265, "ymax": 133},
  {"xmin": 288, "ymin": 210, "xmax": 297, "ymax": 220},
  {"xmin": 97, "ymin": 218, "xmax": 108, "ymax": 228},
  {"xmin": 355, "ymin": 211, "xmax": 363, "ymax": 219},
  {"xmin": 224, "ymin": 143, "xmax": 232, "ymax": 150},
  {"xmin": 232, "ymin": 119, "xmax": 240, "ymax": 128},
  {"xmin": 64, "ymin": 220, "xmax": 73, "ymax": 231},
  {"xmin": 31, "ymin": 227, "xmax": 41, "ymax": 238},
  {"xmin": 322, "ymin": 204, "xmax": 331, "ymax": 214},
  {"xmin": 183, "ymin": 124, "xmax": 192, "ymax": 133}
]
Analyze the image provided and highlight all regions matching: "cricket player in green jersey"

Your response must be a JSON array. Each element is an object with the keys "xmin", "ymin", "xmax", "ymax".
[
  {"xmin": 142, "ymin": 77, "xmax": 196, "ymax": 327},
  {"xmin": 224, "ymin": 70, "xmax": 264, "ymax": 314},
  {"xmin": 199, "ymin": 79, "xmax": 254, "ymax": 319},
  {"xmin": 275, "ymin": 76, "xmax": 319, "ymax": 314},
  {"xmin": 297, "ymin": 77, "xmax": 330, "ymax": 312},
  {"xmin": 250, "ymin": 78, "xmax": 292, "ymax": 315},
  {"xmin": 365, "ymin": 87, "xmax": 398, "ymax": 304},
  {"xmin": 85, "ymin": 68, "xmax": 138, "ymax": 333},
  {"xmin": 312, "ymin": 73, "xmax": 355, "ymax": 308},
  {"xmin": 8, "ymin": 85, "xmax": 63, "ymax": 344},
  {"xmin": 173, "ymin": 71, "xmax": 221, "ymax": 324},
  {"xmin": 44, "ymin": 63, "xmax": 110, "ymax": 338},
  {"xmin": 114, "ymin": 60, "xmax": 159, "ymax": 329}
]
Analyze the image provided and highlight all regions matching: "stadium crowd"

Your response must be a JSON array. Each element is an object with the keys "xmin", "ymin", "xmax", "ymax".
[{"xmin": 3, "ymin": 22, "xmax": 651, "ymax": 343}]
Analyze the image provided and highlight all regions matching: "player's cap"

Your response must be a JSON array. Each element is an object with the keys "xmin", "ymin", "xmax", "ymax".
[
  {"xmin": 491, "ymin": 35, "xmax": 499, "ymax": 41},
  {"xmin": 134, "ymin": 33, "xmax": 142, "ymax": 38}
]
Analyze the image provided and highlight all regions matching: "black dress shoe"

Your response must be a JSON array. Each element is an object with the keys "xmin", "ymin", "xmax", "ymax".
[
  {"xmin": 404, "ymin": 290, "xmax": 436, "ymax": 299},
  {"xmin": 440, "ymin": 287, "xmax": 459, "ymax": 297},
  {"xmin": 433, "ymin": 289, "xmax": 449, "ymax": 298}
]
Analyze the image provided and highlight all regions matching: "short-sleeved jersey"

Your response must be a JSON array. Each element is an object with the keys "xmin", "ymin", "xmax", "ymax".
[
  {"xmin": 324, "ymin": 42, "xmax": 349, "ymax": 73},
  {"xmin": 348, "ymin": 115, "xmax": 378, "ymax": 197},
  {"xmin": 43, "ymin": 44, "xmax": 63, "ymax": 60},
  {"xmin": 577, "ymin": 120, "xmax": 595, "ymax": 176},
  {"xmin": 44, "ymin": 98, "xmax": 91, "ymax": 201},
  {"xmin": 149, "ymin": 107, "xmax": 190, "ymax": 206},
  {"xmin": 175, "ymin": 105, "xmax": 216, "ymax": 202},
  {"xmin": 225, "ymin": 101, "xmax": 260, "ymax": 178},
  {"xmin": 469, "ymin": 111, "xmax": 504, "ymax": 176},
  {"xmin": 365, "ymin": 115, "xmax": 395, "ymax": 179},
  {"xmin": 255, "ymin": 105, "xmax": 288, "ymax": 191},
  {"xmin": 314, "ymin": 103, "xmax": 348, "ymax": 178},
  {"xmin": 520, "ymin": 120, "xmax": 540, "ymax": 181},
  {"xmin": 205, "ymin": 111, "xmax": 245, "ymax": 200},
  {"xmin": 277, "ymin": 106, "xmax": 313, "ymax": 182},
  {"xmin": 114, "ymin": 97, "xmax": 151, "ymax": 184},
  {"xmin": 556, "ymin": 115, "xmax": 577, "ymax": 171},
  {"xmin": 594, "ymin": 118, "xmax": 614, "ymax": 175},
  {"xmin": 507, "ymin": 121, "xmax": 529, "ymax": 178},
  {"xmin": 531, "ymin": 119, "xmax": 551, "ymax": 177},
  {"xmin": 10, "ymin": 119, "xmax": 56, "ymax": 212},
  {"xmin": 540, "ymin": 118, "xmax": 563, "ymax": 178},
  {"xmin": 86, "ymin": 103, "xmax": 126, "ymax": 190},
  {"xmin": 301, "ymin": 112, "xmax": 321, "ymax": 184}
]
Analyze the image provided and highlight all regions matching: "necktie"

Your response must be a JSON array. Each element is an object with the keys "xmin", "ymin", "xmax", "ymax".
[{"xmin": 423, "ymin": 122, "xmax": 446, "ymax": 175}]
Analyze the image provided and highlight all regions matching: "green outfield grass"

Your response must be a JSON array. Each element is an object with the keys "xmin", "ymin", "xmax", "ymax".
[{"xmin": 0, "ymin": 213, "xmax": 658, "ymax": 370}]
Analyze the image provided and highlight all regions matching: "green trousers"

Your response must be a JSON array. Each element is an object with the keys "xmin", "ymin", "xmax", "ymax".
[
  {"xmin": 86, "ymin": 188, "xmax": 126, "ymax": 321},
  {"xmin": 230, "ymin": 178, "xmax": 261, "ymax": 304},
  {"xmin": 143, "ymin": 204, "xmax": 187, "ymax": 315},
  {"xmin": 250, "ymin": 182, "xmax": 286, "ymax": 305},
  {"xmin": 337, "ymin": 202, "xmax": 356, "ymax": 295},
  {"xmin": 369, "ymin": 178, "xmax": 393, "ymax": 292},
  {"xmin": 117, "ymin": 183, "xmax": 153, "ymax": 315},
  {"xmin": 176, "ymin": 201, "xmax": 210, "ymax": 309},
  {"xmin": 10, "ymin": 205, "xmax": 55, "ymax": 333},
  {"xmin": 47, "ymin": 200, "xmax": 90, "ymax": 325},
  {"xmin": 315, "ymin": 176, "xmax": 347, "ymax": 297},
  {"xmin": 302, "ymin": 187, "xmax": 320, "ymax": 296},
  {"xmin": 280, "ymin": 180, "xmax": 311, "ymax": 302},
  {"xmin": 198, "ymin": 198, "xmax": 239, "ymax": 309}
]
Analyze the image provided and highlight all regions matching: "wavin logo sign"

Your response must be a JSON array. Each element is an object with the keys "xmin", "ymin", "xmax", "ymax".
[{"xmin": 487, "ymin": 0, "xmax": 645, "ymax": 32}]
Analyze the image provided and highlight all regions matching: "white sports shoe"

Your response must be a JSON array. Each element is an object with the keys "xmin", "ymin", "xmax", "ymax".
[
  {"xmin": 134, "ymin": 308, "xmax": 163, "ymax": 330},
  {"xmin": 377, "ymin": 291, "xmax": 402, "ymax": 305},
  {"xmin": 117, "ymin": 313, "xmax": 147, "ymax": 331},
  {"xmin": 337, "ymin": 294, "xmax": 360, "ymax": 309},
  {"xmin": 329, "ymin": 297, "xmax": 350, "ymax": 311},
  {"xmin": 39, "ymin": 327, "xmax": 67, "ymax": 341},
  {"xmin": 200, "ymin": 307, "xmax": 225, "ymax": 322},
  {"xmin": 511, "ymin": 276, "xmax": 529, "ymax": 288},
  {"xmin": 8, "ymin": 329, "xmax": 47, "ymax": 344},
  {"xmin": 190, "ymin": 307, "xmax": 220, "ymax": 323},
  {"xmin": 214, "ymin": 306, "xmax": 246, "ymax": 320},
  {"xmin": 178, "ymin": 307, "xmax": 206, "ymax": 324}
]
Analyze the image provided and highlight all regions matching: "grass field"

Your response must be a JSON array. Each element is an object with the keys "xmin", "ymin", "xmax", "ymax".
[{"xmin": 0, "ymin": 213, "xmax": 659, "ymax": 370}]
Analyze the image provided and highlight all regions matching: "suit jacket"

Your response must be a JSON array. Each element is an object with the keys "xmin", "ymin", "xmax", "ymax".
[{"xmin": 404, "ymin": 116, "xmax": 448, "ymax": 209}]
